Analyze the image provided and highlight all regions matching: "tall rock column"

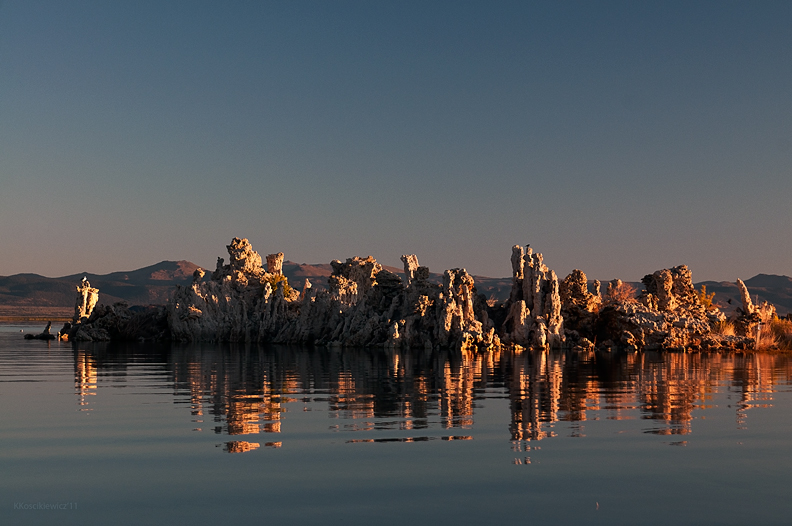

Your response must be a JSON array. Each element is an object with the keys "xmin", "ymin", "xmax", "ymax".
[
  {"xmin": 401, "ymin": 254, "xmax": 420, "ymax": 287},
  {"xmin": 509, "ymin": 245, "xmax": 525, "ymax": 302},
  {"xmin": 503, "ymin": 245, "xmax": 564, "ymax": 348},
  {"xmin": 737, "ymin": 279, "xmax": 755, "ymax": 315},
  {"xmin": 266, "ymin": 253, "xmax": 284, "ymax": 275},
  {"xmin": 735, "ymin": 278, "xmax": 775, "ymax": 340},
  {"xmin": 544, "ymin": 271, "xmax": 564, "ymax": 347},
  {"xmin": 437, "ymin": 268, "xmax": 485, "ymax": 349},
  {"xmin": 74, "ymin": 278, "xmax": 99, "ymax": 322}
]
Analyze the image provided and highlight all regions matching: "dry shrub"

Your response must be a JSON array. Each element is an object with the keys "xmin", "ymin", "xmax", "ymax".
[
  {"xmin": 264, "ymin": 274, "xmax": 293, "ymax": 297},
  {"xmin": 606, "ymin": 282, "xmax": 637, "ymax": 304},
  {"xmin": 697, "ymin": 285, "xmax": 717, "ymax": 311}
]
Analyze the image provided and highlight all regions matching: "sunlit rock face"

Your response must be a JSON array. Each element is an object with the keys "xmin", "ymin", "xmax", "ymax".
[
  {"xmin": 400, "ymin": 254, "xmax": 419, "ymax": 287},
  {"xmin": 266, "ymin": 252, "xmax": 284, "ymax": 275},
  {"xmin": 734, "ymin": 278, "xmax": 775, "ymax": 338},
  {"xmin": 502, "ymin": 245, "xmax": 564, "ymax": 348},
  {"xmin": 74, "ymin": 278, "xmax": 99, "ymax": 322}
]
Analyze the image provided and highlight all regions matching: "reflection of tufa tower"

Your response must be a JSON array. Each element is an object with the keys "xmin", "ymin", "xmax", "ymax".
[
  {"xmin": 74, "ymin": 350, "xmax": 97, "ymax": 409},
  {"xmin": 74, "ymin": 277, "xmax": 99, "ymax": 322}
]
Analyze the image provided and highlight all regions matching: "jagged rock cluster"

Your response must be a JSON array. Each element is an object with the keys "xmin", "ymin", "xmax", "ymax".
[
  {"xmin": 49, "ymin": 237, "xmax": 773, "ymax": 351},
  {"xmin": 593, "ymin": 266, "xmax": 716, "ymax": 351},
  {"xmin": 168, "ymin": 238, "xmax": 497, "ymax": 350}
]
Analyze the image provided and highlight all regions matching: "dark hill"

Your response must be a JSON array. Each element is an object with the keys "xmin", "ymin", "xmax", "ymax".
[
  {"xmin": 0, "ymin": 261, "xmax": 200, "ymax": 313},
  {"xmin": 744, "ymin": 274, "xmax": 792, "ymax": 289}
]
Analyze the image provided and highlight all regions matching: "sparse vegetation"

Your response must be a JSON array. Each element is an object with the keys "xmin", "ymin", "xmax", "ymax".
[
  {"xmin": 264, "ymin": 274, "xmax": 293, "ymax": 297},
  {"xmin": 697, "ymin": 285, "xmax": 717, "ymax": 311}
]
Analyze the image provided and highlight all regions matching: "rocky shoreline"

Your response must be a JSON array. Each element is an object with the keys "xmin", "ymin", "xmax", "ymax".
[{"xmin": 41, "ymin": 238, "xmax": 780, "ymax": 352}]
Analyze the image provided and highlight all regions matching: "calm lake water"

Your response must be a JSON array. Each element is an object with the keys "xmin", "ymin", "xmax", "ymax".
[{"xmin": 3, "ymin": 322, "xmax": 792, "ymax": 525}]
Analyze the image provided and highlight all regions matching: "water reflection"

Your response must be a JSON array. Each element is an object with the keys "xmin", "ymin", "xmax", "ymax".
[
  {"xmin": 74, "ymin": 351, "xmax": 97, "ymax": 410},
  {"xmin": 71, "ymin": 343, "xmax": 792, "ymax": 447}
]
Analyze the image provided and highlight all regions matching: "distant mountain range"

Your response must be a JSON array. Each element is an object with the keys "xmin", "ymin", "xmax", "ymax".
[{"xmin": 1, "ymin": 261, "xmax": 789, "ymax": 318}]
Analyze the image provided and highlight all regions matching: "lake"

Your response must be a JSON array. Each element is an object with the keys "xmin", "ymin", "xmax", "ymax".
[{"xmin": 2, "ymin": 322, "xmax": 792, "ymax": 525}]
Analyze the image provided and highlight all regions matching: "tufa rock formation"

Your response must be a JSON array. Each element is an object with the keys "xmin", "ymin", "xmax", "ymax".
[
  {"xmin": 590, "ymin": 265, "xmax": 753, "ymax": 351},
  {"xmin": 24, "ymin": 321, "xmax": 56, "ymax": 341},
  {"xmin": 47, "ymin": 238, "xmax": 773, "ymax": 352},
  {"xmin": 57, "ymin": 278, "xmax": 169, "ymax": 343},
  {"xmin": 733, "ymin": 278, "xmax": 776, "ymax": 339},
  {"xmin": 559, "ymin": 269, "xmax": 601, "ymax": 347},
  {"xmin": 501, "ymin": 245, "xmax": 564, "ymax": 348},
  {"xmin": 74, "ymin": 277, "xmax": 99, "ymax": 322}
]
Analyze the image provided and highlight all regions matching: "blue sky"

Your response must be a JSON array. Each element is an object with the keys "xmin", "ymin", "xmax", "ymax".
[{"xmin": 1, "ymin": 1, "xmax": 790, "ymax": 281}]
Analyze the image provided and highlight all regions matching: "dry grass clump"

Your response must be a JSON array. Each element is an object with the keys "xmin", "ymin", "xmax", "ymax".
[
  {"xmin": 752, "ymin": 318, "xmax": 792, "ymax": 351},
  {"xmin": 755, "ymin": 328, "xmax": 779, "ymax": 350},
  {"xmin": 711, "ymin": 320, "xmax": 736, "ymax": 337},
  {"xmin": 768, "ymin": 318, "xmax": 792, "ymax": 350}
]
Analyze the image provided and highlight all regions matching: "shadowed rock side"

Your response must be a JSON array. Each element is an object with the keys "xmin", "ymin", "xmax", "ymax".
[
  {"xmin": 23, "ymin": 321, "xmax": 56, "ymax": 340},
  {"xmin": 57, "ymin": 238, "xmax": 766, "ymax": 351}
]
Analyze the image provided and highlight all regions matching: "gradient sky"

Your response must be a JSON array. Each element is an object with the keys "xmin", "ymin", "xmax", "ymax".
[{"xmin": 1, "ymin": 1, "xmax": 790, "ymax": 282}]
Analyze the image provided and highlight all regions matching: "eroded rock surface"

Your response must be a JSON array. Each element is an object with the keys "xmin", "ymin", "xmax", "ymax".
[{"xmin": 560, "ymin": 269, "xmax": 601, "ymax": 342}]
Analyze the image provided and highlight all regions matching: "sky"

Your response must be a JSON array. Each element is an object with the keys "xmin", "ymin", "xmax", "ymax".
[{"xmin": 1, "ymin": 0, "xmax": 790, "ymax": 282}]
